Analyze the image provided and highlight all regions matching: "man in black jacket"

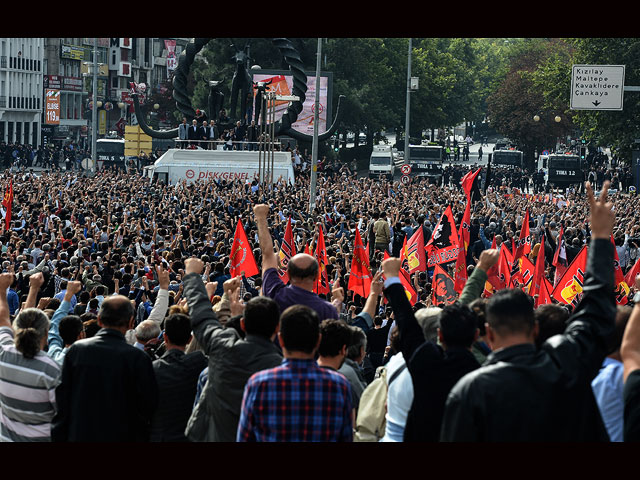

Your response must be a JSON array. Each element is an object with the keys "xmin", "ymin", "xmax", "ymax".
[
  {"xmin": 182, "ymin": 258, "xmax": 283, "ymax": 442},
  {"xmin": 381, "ymin": 257, "xmax": 481, "ymax": 442},
  {"xmin": 52, "ymin": 293, "xmax": 159, "ymax": 442},
  {"xmin": 150, "ymin": 312, "xmax": 207, "ymax": 442},
  {"xmin": 440, "ymin": 181, "xmax": 617, "ymax": 442}
]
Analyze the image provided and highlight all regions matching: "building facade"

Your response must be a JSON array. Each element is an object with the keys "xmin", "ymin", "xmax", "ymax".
[{"xmin": 0, "ymin": 38, "xmax": 44, "ymax": 147}]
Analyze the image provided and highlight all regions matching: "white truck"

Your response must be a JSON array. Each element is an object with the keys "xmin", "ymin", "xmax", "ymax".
[
  {"xmin": 368, "ymin": 145, "xmax": 395, "ymax": 179},
  {"xmin": 143, "ymin": 148, "xmax": 296, "ymax": 185}
]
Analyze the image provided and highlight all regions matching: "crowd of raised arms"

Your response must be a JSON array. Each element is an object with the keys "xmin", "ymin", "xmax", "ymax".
[{"xmin": 0, "ymin": 152, "xmax": 640, "ymax": 444}]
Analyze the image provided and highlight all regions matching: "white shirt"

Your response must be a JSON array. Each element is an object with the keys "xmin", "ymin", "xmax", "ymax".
[{"xmin": 379, "ymin": 353, "xmax": 413, "ymax": 442}]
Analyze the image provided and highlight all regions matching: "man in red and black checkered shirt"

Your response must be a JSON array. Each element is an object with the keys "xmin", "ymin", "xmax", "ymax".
[{"xmin": 236, "ymin": 304, "xmax": 353, "ymax": 442}]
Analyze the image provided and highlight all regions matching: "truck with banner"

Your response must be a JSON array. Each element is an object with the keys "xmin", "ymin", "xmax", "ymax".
[{"xmin": 143, "ymin": 148, "xmax": 295, "ymax": 185}]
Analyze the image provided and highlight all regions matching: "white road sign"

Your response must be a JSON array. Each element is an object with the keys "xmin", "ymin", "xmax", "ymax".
[{"xmin": 570, "ymin": 65, "xmax": 625, "ymax": 111}]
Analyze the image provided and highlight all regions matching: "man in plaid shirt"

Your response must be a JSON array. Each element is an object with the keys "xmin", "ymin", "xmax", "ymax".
[{"xmin": 237, "ymin": 304, "xmax": 353, "ymax": 442}]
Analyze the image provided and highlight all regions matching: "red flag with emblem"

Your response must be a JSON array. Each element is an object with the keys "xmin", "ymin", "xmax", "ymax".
[
  {"xmin": 432, "ymin": 264, "xmax": 457, "ymax": 306},
  {"xmin": 405, "ymin": 227, "xmax": 426, "ymax": 274},
  {"xmin": 611, "ymin": 235, "xmax": 630, "ymax": 305},
  {"xmin": 454, "ymin": 243, "xmax": 467, "ymax": 295},
  {"xmin": 277, "ymin": 217, "xmax": 296, "ymax": 284},
  {"xmin": 530, "ymin": 233, "xmax": 546, "ymax": 298},
  {"xmin": 461, "ymin": 167, "xmax": 481, "ymax": 201},
  {"xmin": 458, "ymin": 200, "xmax": 471, "ymax": 254},
  {"xmin": 551, "ymin": 246, "xmax": 588, "ymax": 307},
  {"xmin": 383, "ymin": 251, "xmax": 417, "ymax": 306},
  {"xmin": 229, "ymin": 219, "xmax": 259, "ymax": 278},
  {"xmin": 314, "ymin": 225, "xmax": 330, "ymax": 295},
  {"xmin": 513, "ymin": 209, "xmax": 532, "ymax": 261},
  {"xmin": 426, "ymin": 205, "xmax": 460, "ymax": 267},
  {"xmin": 2, "ymin": 180, "xmax": 13, "ymax": 230},
  {"xmin": 348, "ymin": 228, "xmax": 372, "ymax": 298}
]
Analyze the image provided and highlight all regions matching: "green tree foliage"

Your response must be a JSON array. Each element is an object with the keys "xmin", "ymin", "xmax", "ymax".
[{"xmin": 570, "ymin": 38, "xmax": 640, "ymax": 162}]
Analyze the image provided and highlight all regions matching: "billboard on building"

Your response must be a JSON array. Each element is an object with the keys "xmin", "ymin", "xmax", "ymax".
[
  {"xmin": 45, "ymin": 89, "xmax": 61, "ymax": 125},
  {"xmin": 250, "ymin": 70, "xmax": 333, "ymax": 136}
]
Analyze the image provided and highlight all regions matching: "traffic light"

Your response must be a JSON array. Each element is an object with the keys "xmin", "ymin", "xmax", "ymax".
[
  {"xmin": 334, "ymin": 136, "xmax": 339, "ymax": 152},
  {"xmin": 580, "ymin": 146, "xmax": 586, "ymax": 160}
]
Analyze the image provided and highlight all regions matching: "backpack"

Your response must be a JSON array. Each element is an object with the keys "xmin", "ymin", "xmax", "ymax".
[{"xmin": 354, "ymin": 362, "xmax": 407, "ymax": 442}]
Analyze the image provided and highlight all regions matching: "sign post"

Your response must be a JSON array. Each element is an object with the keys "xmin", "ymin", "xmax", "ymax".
[{"xmin": 570, "ymin": 65, "xmax": 625, "ymax": 111}]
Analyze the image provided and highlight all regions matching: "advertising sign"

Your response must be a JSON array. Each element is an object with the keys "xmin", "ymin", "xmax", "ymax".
[
  {"xmin": 61, "ymin": 44, "xmax": 86, "ymax": 61},
  {"xmin": 165, "ymin": 40, "xmax": 177, "ymax": 77},
  {"xmin": 251, "ymin": 70, "xmax": 332, "ymax": 136},
  {"xmin": 44, "ymin": 89, "xmax": 61, "ymax": 125}
]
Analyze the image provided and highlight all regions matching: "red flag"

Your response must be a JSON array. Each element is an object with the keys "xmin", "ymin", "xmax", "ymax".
[
  {"xmin": 510, "ymin": 255, "xmax": 535, "ymax": 292},
  {"xmin": 513, "ymin": 210, "xmax": 532, "ymax": 261},
  {"xmin": 383, "ymin": 251, "xmax": 417, "ymax": 306},
  {"xmin": 551, "ymin": 246, "xmax": 588, "ymax": 307},
  {"xmin": 461, "ymin": 168, "xmax": 481, "ymax": 201},
  {"xmin": 426, "ymin": 205, "xmax": 460, "ymax": 267},
  {"xmin": 458, "ymin": 200, "xmax": 471, "ymax": 254},
  {"xmin": 229, "ymin": 219, "xmax": 259, "ymax": 278},
  {"xmin": 611, "ymin": 235, "xmax": 630, "ymax": 305},
  {"xmin": 625, "ymin": 256, "xmax": 640, "ymax": 288},
  {"xmin": 552, "ymin": 226, "xmax": 568, "ymax": 287},
  {"xmin": 454, "ymin": 242, "xmax": 467, "ymax": 295},
  {"xmin": 277, "ymin": 217, "xmax": 296, "ymax": 284},
  {"xmin": 432, "ymin": 264, "xmax": 457, "ymax": 306},
  {"xmin": 2, "ymin": 180, "xmax": 13, "ymax": 230},
  {"xmin": 348, "ymin": 228, "xmax": 372, "ymax": 298},
  {"xmin": 304, "ymin": 243, "xmax": 311, "ymax": 256},
  {"xmin": 536, "ymin": 278, "xmax": 553, "ymax": 307},
  {"xmin": 314, "ymin": 225, "xmax": 330, "ymax": 295},
  {"xmin": 531, "ymin": 233, "xmax": 546, "ymax": 298},
  {"xmin": 405, "ymin": 227, "xmax": 426, "ymax": 274}
]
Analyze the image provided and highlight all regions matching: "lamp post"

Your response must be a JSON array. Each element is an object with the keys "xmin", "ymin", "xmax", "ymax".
[
  {"xmin": 91, "ymin": 38, "xmax": 98, "ymax": 174},
  {"xmin": 404, "ymin": 38, "xmax": 412, "ymax": 167},
  {"xmin": 309, "ymin": 37, "xmax": 322, "ymax": 214}
]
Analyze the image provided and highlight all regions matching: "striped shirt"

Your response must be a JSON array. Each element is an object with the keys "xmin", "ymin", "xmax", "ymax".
[
  {"xmin": 237, "ymin": 358, "xmax": 353, "ymax": 442},
  {"xmin": 0, "ymin": 326, "xmax": 61, "ymax": 442}
]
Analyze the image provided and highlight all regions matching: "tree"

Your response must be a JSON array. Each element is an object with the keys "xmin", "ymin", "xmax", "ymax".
[
  {"xmin": 486, "ymin": 39, "xmax": 575, "ymax": 170},
  {"xmin": 569, "ymin": 38, "xmax": 640, "ymax": 164}
]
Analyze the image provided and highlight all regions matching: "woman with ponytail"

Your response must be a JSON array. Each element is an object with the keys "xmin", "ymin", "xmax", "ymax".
[{"xmin": 0, "ymin": 272, "xmax": 61, "ymax": 442}]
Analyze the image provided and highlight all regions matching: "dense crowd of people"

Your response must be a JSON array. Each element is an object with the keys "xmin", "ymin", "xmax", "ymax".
[{"xmin": 0, "ymin": 143, "xmax": 639, "ymax": 444}]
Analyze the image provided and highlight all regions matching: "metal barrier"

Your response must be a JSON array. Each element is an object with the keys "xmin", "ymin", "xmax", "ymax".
[{"xmin": 175, "ymin": 139, "xmax": 280, "ymax": 151}]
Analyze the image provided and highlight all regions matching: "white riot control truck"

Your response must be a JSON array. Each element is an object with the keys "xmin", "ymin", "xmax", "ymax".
[
  {"xmin": 368, "ymin": 145, "xmax": 395, "ymax": 179},
  {"xmin": 143, "ymin": 148, "xmax": 295, "ymax": 185}
]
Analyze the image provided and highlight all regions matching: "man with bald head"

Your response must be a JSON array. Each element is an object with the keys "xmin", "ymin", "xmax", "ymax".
[
  {"xmin": 52, "ymin": 294, "xmax": 158, "ymax": 442},
  {"xmin": 254, "ymin": 204, "xmax": 340, "ymax": 320}
]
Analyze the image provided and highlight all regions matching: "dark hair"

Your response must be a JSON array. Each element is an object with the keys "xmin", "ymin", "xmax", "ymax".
[
  {"xmin": 486, "ymin": 289, "xmax": 535, "ymax": 337},
  {"xmin": 287, "ymin": 257, "xmax": 318, "ymax": 281},
  {"xmin": 99, "ymin": 296, "xmax": 134, "ymax": 328},
  {"xmin": 243, "ymin": 296, "xmax": 280, "ymax": 338},
  {"xmin": 279, "ymin": 304, "xmax": 320, "ymax": 354},
  {"xmin": 318, "ymin": 319, "xmax": 352, "ymax": 357},
  {"xmin": 59, "ymin": 315, "xmax": 83, "ymax": 345},
  {"xmin": 468, "ymin": 298, "xmax": 488, "ymax": 336},
  {"xmin": 534, "ymin": 304, "xmax": 570, "ymax": 348},
  {"xmin": 439, "ymin": 303, "xmax": 478, "ymax": 349},
  {"xmin": 164, "ymin": 313, "xmax": 192, "ymax": 347},
  {"xmin": 82, "ymin": 318, "xmax": 101, "ymax": 338},
  {"xmin": 346, "ymin": 326, "xmax": 367, "ymax": 360},
  {"xmin": 13, "ymin": 308, "xmax": 49, "ymax": 359}
]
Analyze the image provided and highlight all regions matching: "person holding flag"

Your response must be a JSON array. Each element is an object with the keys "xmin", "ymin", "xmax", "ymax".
[
  {"xmin": 1, "ymin": 179, "xmax": 13, "ymax": 230},
  {"xmin": 253, "ymin": 204, "xmax": 341, "ymax": 321}
]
